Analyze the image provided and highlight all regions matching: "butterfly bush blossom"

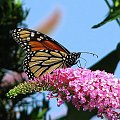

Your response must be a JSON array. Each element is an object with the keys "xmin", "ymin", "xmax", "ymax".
[{"xmin": 34, "ymin": 68, "xmax": 120, "ymax": 120}]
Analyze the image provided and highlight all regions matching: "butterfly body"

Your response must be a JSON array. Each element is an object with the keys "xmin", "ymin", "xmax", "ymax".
[{"xmin": 12, "ymin": 28, "xmax": 81, "ymax": 79}]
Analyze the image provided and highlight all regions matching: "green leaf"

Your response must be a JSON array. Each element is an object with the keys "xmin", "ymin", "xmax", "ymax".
[
  {"xmin": 36, "ymin": 108, "xmax": 48, "ymax": 119},
  {"xmin": 92, "ymin": 0, "xmax": 120, "ymax": 28}
]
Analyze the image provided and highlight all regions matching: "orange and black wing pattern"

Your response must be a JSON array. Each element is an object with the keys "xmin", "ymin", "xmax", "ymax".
[
  {"xmin": 12, "ymin": 28, "xmax": 70, "ymax": 54},
  {"xmin": 23, "ymin": 50, "xmax": 67, "ymax": 79},
  {"xmin": 11, "ymin": 28, "xmax": 71, "ymax": 79}
]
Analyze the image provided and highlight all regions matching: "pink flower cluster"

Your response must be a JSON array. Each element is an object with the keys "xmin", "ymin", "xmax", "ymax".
[{"xmin": 36, "ymin": 68, "xmax": 120, "ymax": 120}]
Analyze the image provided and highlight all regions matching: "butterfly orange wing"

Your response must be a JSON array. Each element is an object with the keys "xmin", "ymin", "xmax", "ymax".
[
  {"xmin": 12, "ymin": 28, "xmax": 70, "ymax": 54},
  {"xmin": 23, "ymin": 50, "xmax": 67, "ymax": 79},
  {"xmin": 12, "ymin": 28, "xmax": 70, "ymax": 79}
]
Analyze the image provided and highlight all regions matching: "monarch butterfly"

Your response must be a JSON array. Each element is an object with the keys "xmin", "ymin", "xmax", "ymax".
[{"xmin": 11, "ymin": 28, "xmax": 97, "ymax": 79}]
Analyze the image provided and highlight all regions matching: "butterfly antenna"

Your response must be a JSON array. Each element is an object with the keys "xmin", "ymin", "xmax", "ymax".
[
  {"xmin": 77, "ymin": 57, "xmax": 87, "ymax": 68},
  {"xmin": 80, "ymin": 52, "xmax": 98, "ymax": 58}
]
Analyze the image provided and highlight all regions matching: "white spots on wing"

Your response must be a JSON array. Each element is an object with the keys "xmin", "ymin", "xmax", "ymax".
[
  {"xmin": 63, "ymin": 57, "xmax": 66, "ymax": 60},
  {"xmin": 14, "ymin": 36, "xmax": 17, "ymax": 39},
  {"xmin": 27, "ymin": 46, "xmax": 30, "ymax": 48},
  {"xmin": 27, "ymin": 37, "xmax": 30, "ymax": 40},
  {"xmin": 24, "ymin": 61, "xmax": 27, "ymax": 64},
  {"xmin": 37, "ymin": 36, "xmax": 44, "ymax": 41},
  {"xmin": 16, "ymin": 35, "xmax": 19, "ymax": 38},
  {"xmin": 31, "ymin": 32, "xmax": 35, "ymax": 37},
  {"xmin": 14, "ymin": 29, "xmax": 16, "ymax": 32},
  {"xmin": 27, "ymin": 54, "xmax": 30, "ymax": 57},
  {"xmin": 12, "ymin": 30, "xmax": 20, "ymax": 41},
  {"xmin": 27, "ymin": 49, "xmax": 30, "ymax": 52},
  {"xmin": 30, "ymin": 51, "xmax": 35, "ymax": 55},
  {"xmin": 18, "ymin": 28, "xmax": 21, "ymax": 31},
  {"xmin": 17, "ymin": 32, "xmax": 19, "ymax": 34},
  {"xmin": 24, "ymin": 56, "xmax": 34, "ymax": 79},
  {"xmin": 40, "ymin": 36, "xmax": 43, "ymax": 39},
  {"xmin": 37, "ymin": 38, "xmax": 41, "ymax": 41},
  {"xmin": 37, "ymin": 32, "xmax": 40, "ymax": 34},
  {"xmin": 54, "ymin": 50, "xmax": 59, "ymax": 52},
  {"xmin": 45, "ymin": 50, "xmax": 48, "ymax": 52},
  {"xmin": 24, "ymin": 42, "xmax": 27, "ymax": 45},
  {"xmin": 66, "ymin": 56, "xmax": 69, "ymax": 58},
  {"xmin": 13, "ymin": 32, "xmax": 15, "ymax": 35}
]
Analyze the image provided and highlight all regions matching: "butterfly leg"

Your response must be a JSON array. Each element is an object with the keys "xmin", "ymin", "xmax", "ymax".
[{"xmin": 76, "ymin": 60, "xmax": 81, "ymax": 68}]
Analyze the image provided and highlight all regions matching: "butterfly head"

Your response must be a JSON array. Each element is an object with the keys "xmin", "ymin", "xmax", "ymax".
[
  {"xmin": 65, "ymin": 52, "xmax": 81, "ymax": 67},
  {"xmin": 70, "ymin": 52, "xmax": 81, "ymax": 60}
]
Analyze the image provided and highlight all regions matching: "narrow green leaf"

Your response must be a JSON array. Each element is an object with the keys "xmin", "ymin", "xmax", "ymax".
[{"xmin": 92, "ymin": 0, "xmax": 120, "ymax": 28}]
